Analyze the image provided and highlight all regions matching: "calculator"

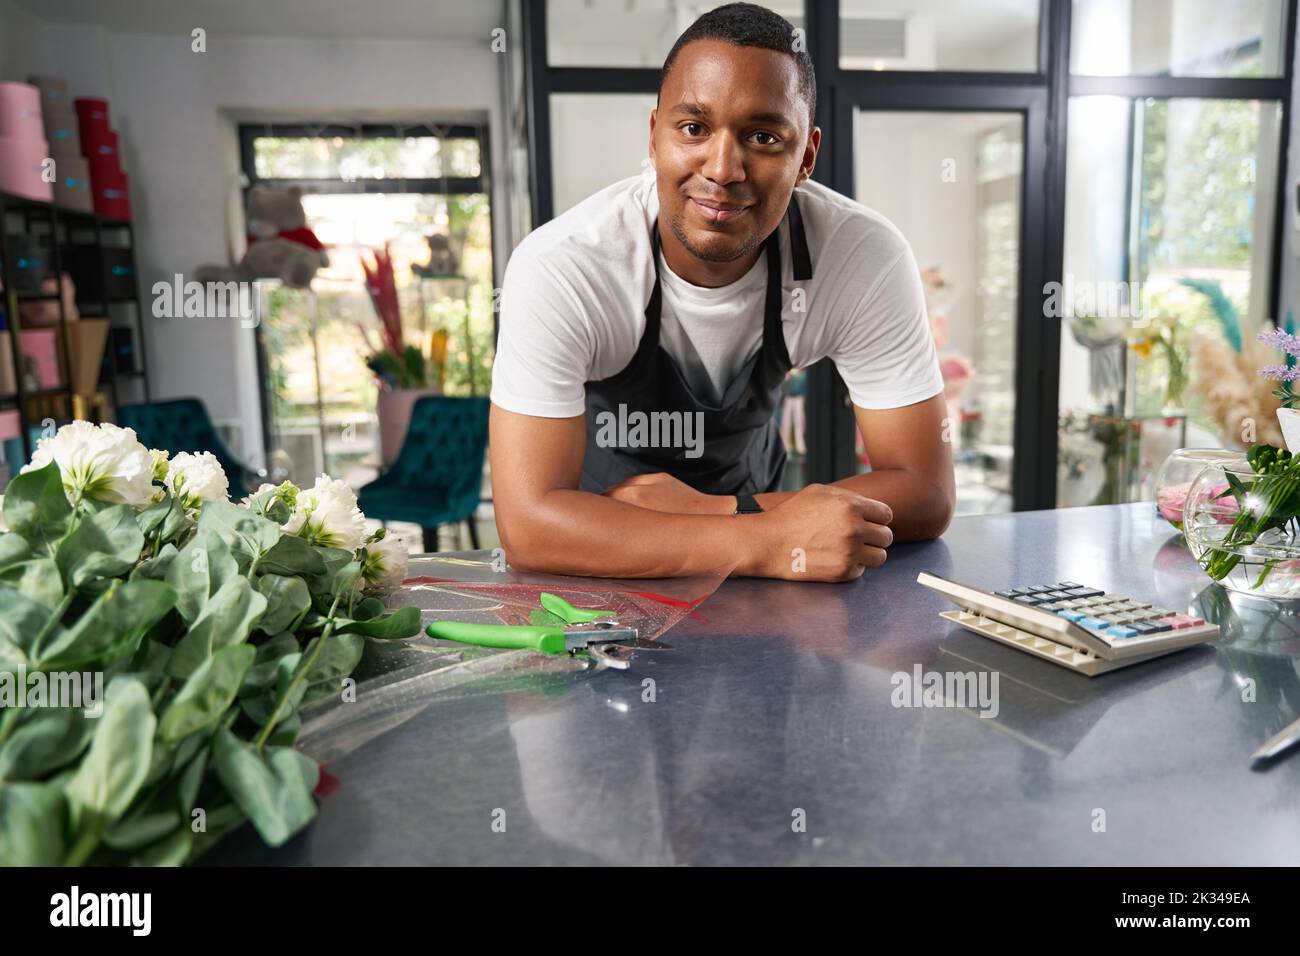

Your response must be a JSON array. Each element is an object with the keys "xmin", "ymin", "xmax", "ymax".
[{"xmin": 916, "ymin": 572, "xmax": 1220, "ymax": 676}]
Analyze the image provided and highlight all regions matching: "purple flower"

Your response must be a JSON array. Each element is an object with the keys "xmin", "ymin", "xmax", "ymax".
[
  {"xmin": 1259, "ymin": 364, "xmax": 1300, "ymax": 382},
  {"xmin": 1258, "ymin": 328, "xmax": 1300, "ymax": 357}
]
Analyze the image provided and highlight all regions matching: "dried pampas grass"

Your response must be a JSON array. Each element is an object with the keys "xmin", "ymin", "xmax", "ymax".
[{"xmin": 1190, "ymin": 326, "xmax": 1282, "ymax": 448}]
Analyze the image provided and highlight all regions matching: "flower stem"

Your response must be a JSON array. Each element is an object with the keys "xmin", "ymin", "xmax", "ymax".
[{"xmin": 253, "ymin": 588, "xmax": 347, "ymax": 750}]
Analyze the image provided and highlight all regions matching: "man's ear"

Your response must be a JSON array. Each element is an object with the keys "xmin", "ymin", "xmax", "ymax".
[
  {"xmin": 648, "ymin": 108, "xmax": 658, "ymax": 164},
  {"xmin": 797, "ymin": 126, "xmax": 821, "ymax": 185}
]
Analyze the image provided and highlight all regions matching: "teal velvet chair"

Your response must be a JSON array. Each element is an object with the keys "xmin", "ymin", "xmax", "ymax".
[
  {"xmin": 117, "ymin": 397, "xmax": 257, "ymax": 501},
  {"xmin": 358, "ymin": 396, "xmax": 490, "ymax": 553}
]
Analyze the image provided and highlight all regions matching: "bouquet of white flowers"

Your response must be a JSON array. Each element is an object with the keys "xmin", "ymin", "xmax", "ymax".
[{"xmin": 0, "ymin": 421, "xmax": 419, "ymax": 865}]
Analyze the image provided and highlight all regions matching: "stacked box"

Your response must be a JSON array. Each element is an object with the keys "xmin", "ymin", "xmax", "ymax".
[
  {"xmin": 74, "ymin": 96, "xmax": 130, "ymax": 220},
  {"xmin": 0, "ymin": 81, "xmax": 53, "ymax": 202},
  {"xmin": 29, "ymin": 75, "xmax": 92, "ymax": 213}
]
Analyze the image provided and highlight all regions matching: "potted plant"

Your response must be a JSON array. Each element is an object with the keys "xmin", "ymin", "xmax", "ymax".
[
  {"xmin": 358, "ymin": 244, "xmax": 449, "ymax": 466},
  {"xmin": 1258, "ymin": 326, "xmax": 1300, "ymax": 453}
]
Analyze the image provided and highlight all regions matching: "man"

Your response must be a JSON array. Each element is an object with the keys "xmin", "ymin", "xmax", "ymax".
[{"xmin": 490, "ymin": 3, "xmax": 954, "ymax": 582}]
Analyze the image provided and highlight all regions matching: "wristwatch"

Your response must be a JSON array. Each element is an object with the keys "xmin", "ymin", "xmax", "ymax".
[{"xmin": 733, "ymin": 493, "xmax": 763, "ymax": 515}]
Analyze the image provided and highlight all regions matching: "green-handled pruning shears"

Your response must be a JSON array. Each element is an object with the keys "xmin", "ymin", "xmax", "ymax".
[{"xmin": 426, "ymin": 592, "xmax": 671, "ymax": 670}]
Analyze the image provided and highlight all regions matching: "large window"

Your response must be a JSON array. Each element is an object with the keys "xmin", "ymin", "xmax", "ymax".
[
  {"xmin": 527, "ymin": 0, "xmax": 1294, "ymax": 509},
  {"xmin": 240, "ymin": 124, "xmax": 494, "ymax": 488},
  {"xmin": 1059, "ymin": 0, "xmax": 1287, "ymax": 508}
]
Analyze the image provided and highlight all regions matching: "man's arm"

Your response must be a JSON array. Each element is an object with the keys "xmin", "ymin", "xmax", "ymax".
[
  {"xmin": 756, "ymin": 393, "xmax": 955, "ymax": 541},
  {"xmin": 489, "ymin": 403, "xmax": 894, "ymax": 581}
]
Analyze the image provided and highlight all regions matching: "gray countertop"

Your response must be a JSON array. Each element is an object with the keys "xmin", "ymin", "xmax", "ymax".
[{"xmin": 206, "ymin": 503, "xmax": 1300, "ymax": 865}]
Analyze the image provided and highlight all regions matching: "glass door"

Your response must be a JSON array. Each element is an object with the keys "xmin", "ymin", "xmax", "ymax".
[{"xmin": 831, "ymin": 79, "xmax": 1049, "ymax": 513}]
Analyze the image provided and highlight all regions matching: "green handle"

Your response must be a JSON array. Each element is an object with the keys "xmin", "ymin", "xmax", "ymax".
[
  {"xmin": 426, "ymin": 620, "xmax": 567, "ymax": 654},
  {"xmin": 540, "ymin": 591, "xmax": 615, "ymax": 624}
]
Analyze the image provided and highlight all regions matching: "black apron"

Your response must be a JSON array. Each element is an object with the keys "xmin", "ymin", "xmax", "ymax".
[{"xmin": 581, "ymin": 193, "xmax": 813, "ymax": 496}]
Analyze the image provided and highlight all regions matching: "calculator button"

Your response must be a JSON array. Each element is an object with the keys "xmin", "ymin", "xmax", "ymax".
[
  {"xmin": 1077, "ymin": 616, "xmax": 1108, "ymax": 630},
  {"xmin": 1028, "ymin": 585, "xmax": 1052, "ymax": 593},
  {"xmin": 1130, "ymin": 622, "xmax": 1157, "ymax": 635},
  {"xmin": 1064, "ymin": 588, "xmax": 1104, "ymax": 598},
  {"xmin": 995, "ymin": 589, "xmax": 1019, "ymax": 597},
  {"xmin": 1106, "ymin": 625, "xmax": 1138, "ymax": 638},
  {"xmin": 1055, "ymin": 582, "xmax": 1083, "ymax": 590},
  {"xmin": 1147, "ymin": 608, "xmax": 1173, "ymax": 618},
  {"xmin": 1153, "ymin": 618, "xmax": 1180, "ymax": 631},
  {"xmin": 1038, "ymin": 602, "xmax": 1063, "ymax": 612},
  {"xmin": 1059, "ymin": 609, "xmax": 1085, "ymax": 622}
]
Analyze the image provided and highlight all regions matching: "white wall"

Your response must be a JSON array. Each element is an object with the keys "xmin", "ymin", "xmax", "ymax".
[
  {"xmin": 1, "ymin": 14, "xmax": 508, "ymax": 469},
  {"xmin": 0, "ymin": 0, "xmax": 39, "ymax": 79}
]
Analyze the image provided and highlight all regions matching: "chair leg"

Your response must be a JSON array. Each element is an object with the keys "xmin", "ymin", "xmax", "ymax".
[
  {"xmin": 421, "ymin": 525, "xmax": 438, "ymax": 553},
  {"xmin": 466, "ymin": 517, "xmax": 480, "ymax": 550}
]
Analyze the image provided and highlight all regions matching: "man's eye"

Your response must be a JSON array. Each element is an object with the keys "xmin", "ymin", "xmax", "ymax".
[
  {"xmin": 752, "ymin": 131, "xmax": 780, "ymax": 146},
  {"xmin": 682, "ymin": 123, "xmax": 705, "ymax": 136}
]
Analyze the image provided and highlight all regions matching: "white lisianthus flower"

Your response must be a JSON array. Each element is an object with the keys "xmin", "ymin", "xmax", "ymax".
[
  {"xmin": 164, "ymin": 451, "xmax": 230, "ymax": 510},
  {"xmin": 241, "ymin": 481, "xmax": 299, "ymax": 522},
  {"xmin": 149, "ymin": 448, "xmax": 169, "ymax": 482},
  {"xmin": 284, "ymin": 475, "xmax": 366, "ymax": 550},
  {"xmin": 23, "ymin": 421, "xmax": 154, "ymax": 508},
  {"xmin": 362, "ymin": 529, "xmax": 409, "ymax": 591}
]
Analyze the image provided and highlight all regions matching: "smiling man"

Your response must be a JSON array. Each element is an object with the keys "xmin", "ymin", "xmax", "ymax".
[{"xmin": 489, "ymin": 2, "xmax": 954, "ymax": 582}]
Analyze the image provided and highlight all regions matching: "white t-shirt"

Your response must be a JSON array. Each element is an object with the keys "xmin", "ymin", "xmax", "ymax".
[{"xmin": 490, "ymin": 168, "xmax": 943, "ymax": 418}]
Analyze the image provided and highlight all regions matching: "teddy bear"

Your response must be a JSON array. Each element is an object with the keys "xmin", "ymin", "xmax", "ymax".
[{"xmin": 197, "ymin": 185, "xmax": 328, "ymax": 289}]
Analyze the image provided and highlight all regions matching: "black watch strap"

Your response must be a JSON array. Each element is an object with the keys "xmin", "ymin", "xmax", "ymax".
[{"xmin": 733, "ymin": 493, "xmax": 763, "ymax": 515}]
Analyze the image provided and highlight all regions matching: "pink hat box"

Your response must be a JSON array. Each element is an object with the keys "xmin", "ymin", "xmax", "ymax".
[
  {"xmin": 0, "ymin": 134, "xmax": 54, "ymax": 202},
  {"xmin": 0, "ymin": 82, "xmax": 45, "ymax": 139}
]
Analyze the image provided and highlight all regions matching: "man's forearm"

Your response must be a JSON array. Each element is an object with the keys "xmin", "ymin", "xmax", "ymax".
[
  {"xmin": 501, "ymin": 490, "xmax": 770, "ymax": 578},
  {"xmin": 756, "ymin": 468, "xmax": 953, "ymax": 541}
]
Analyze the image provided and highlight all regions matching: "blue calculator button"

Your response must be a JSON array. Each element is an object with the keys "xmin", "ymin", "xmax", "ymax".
[
  {"xmin": 1106, "ymin": 625, "xmax": 1138, "ymax": 638},
  {"xmin": 1077, "ymin": 616, "xmax": 1108, "ymax": 631},
  {"xmin": 1058, "ymin": 609, "xmax": 1085, "ymax": 621}
]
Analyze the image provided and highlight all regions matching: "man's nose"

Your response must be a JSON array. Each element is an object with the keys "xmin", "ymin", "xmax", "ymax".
[{"xmin": 701, "ymin": 130, "xmax": 746, "ymax": 186}]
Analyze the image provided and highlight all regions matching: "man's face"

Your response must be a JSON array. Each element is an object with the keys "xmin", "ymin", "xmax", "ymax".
[{"xmin": 651, "ymin": 39, "xmax": 818, "ymax": 266}]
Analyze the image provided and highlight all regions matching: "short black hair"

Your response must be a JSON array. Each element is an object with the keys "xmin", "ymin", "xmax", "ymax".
[{"xmin": 659, "ymin": 3, "xmax": 816, "ymax": 129}]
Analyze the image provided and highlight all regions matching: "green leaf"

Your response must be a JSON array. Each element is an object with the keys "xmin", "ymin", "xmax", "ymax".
[
  {"xmin": 259, "ymin": 534, "xmax": 325, "ymax": 576},
  {"xmin": 254, "ymin": 573, "xmax": 311, "ymax": 634},
  {"xmin": 0, "ymin": 584, "xmax": 60, "ymax": 666},
  {"xmin": 63, "ymin": 679, "xmax": 156, "ymax": 833},
  {"xmin": 0, "ymin": 555, "xmax": 64, "ymax": 610},
  {"xmin": 34, "ymin": 579, "xmax": 177, "ymax": 671},
  {"xmin": 159, "ymin": 644, "xmax": 256, "ymax": 743},
  {"xmin": 240, "ymin": 653, "xmax": 303, "ymax": 726},
  {"xmin": 104, "ymin": 807, "xmax": 183, "ymax": 852},
  {"xmin": 334, "ymin": 605, "xmax": 422, "ymax": 640},
  {"xmin": 352, "ymin": 596, "xmax": 386, "ymax": 621},
  {"xmin": 0, "ymin": 707, "xmax": 95, "ymax": 782},
  {"xmin": 2, "ymin": 462, "xmax": 72, "ymax": 551},
  {"xmin": 166, "ymin": 525, "xmax": 239, "ymax": 625},
  {"xmin": 197, "ymin": 501, "xmax": 281, "ymax": 573},
  {"xmin": 241, "ymin": 632, "xmax": 300, "ymax": 695},
  {"xmin": 136, "ymin": 494, "xmax": 191, "ymax": 547},
  {"xmin": 212, "ymin": 728, "xmax": 319, "ymax": 847},
  {"xmin": 55, "ymin": 503, "xmax": 144, "ymax": 589},
  {"xmin": 131, "ymin": 542, "xmax": 178, "ymax": 582},
  {"xmin": 177, "ymin": 746, "xmax": 208, "ymax": 814},
  {"xmin": 130, "ymin": 827, "xmax": 192, "ymax": 866},
  {"xmin": 0, "ymin": 781, "xmax": 67, "ymax": 866},
  {"xmin": 167, "ymin": 577, "xmax": 267, "ymax": 679},
  {"xmin": 296, "ymin": 632, "xmax": 365, "ymax": 705}
]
